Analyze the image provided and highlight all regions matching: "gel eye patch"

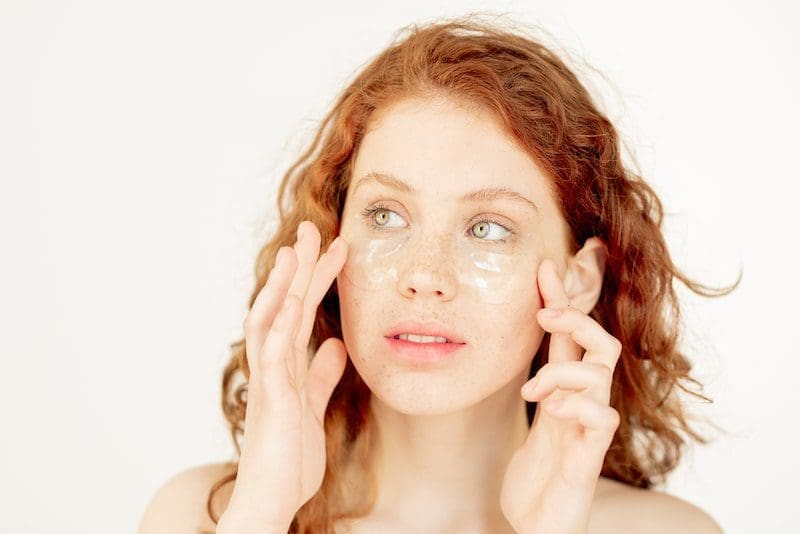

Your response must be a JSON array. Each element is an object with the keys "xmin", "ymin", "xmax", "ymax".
[{"xmin": 337, "ymin": 222, "xmax": 538, "ymax": 305}]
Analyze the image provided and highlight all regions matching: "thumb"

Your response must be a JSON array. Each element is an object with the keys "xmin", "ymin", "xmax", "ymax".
[{"xmin": 305, "ymin": 337, "xmax": 348, "ymax": 423}]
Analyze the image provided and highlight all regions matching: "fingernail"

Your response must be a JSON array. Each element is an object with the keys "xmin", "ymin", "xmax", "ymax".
[
  {"xmin": 540, "ymin": 307, "xmax": 562, "ymax": 317},
  {"xmin": 297, "ymin": 223, "xmax": 305, "ymax": 242}
]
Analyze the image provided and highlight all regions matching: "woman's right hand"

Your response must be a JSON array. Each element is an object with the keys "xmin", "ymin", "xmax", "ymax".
[{"xmin": 218, "ymin": 220, "xmax": 349, "ymax": 533}]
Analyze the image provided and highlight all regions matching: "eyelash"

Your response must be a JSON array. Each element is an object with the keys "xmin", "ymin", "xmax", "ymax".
[{"xmin": 359, "ymin": 202, "xmax": 515, "ymax": 244}]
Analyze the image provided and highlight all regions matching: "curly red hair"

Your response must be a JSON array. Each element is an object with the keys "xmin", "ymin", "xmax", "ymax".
[{"xmin": 204, "ymin": 13, "xmax": 739, "ymax": 533}]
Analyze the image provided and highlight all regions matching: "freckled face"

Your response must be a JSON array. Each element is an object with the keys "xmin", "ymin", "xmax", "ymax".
[{"xmin": 335, "ymin": 96, "xmax": 570, "ymax": 415}]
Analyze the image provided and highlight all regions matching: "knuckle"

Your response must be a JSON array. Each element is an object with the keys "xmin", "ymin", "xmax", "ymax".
[
  {"xmin": 607, "ymin": 407, "xmax": 621, "ymax": 428},
  {"xmin": 590, "ymin": 362, "xmax": 612, "ymax": 381},
  {"xmin": 600, "ymin": 363, "xmax": 614, "ymax": 380},
  {"xmin": 272, "ymin": 299, "xmax": 297, "ymax": 331},
  {"xmin": 608, "ymin": 336, "xmax": 623, "ymax": 355},
  {"xmin": 536, "ymin": 362, "xmax": 553, "ymax": 377},
  {"xmin": 284, "ymin": 292, "xmax": 300, "ymax": 310}
]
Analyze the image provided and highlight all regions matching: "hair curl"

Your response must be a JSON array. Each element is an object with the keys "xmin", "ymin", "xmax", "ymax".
[{"xmin": 203, "ymin": 12, "xmax": 740, "ymax": 533}]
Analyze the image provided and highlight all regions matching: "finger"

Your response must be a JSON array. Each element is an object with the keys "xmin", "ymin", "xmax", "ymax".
[
  {"xmin": 521, "ymin": 361, "xmax": 613, "ymax": 404},
  {"xmin": 305, "ymin": 336, "xmax": 348, "ymax": 423},
  {"xmin": 294, "ymin": 236, "xmax": 348, "ymax": 361},
  {"xmin": 535, "ymin": 306, "xmax": 623, "ymax": 377},
  {"xmin": 286, "ymin": 220, "xmax": 321, "ymax": 301},
  {"xmin": 538, "ymin": 258, "xmax": 582, "ymax": 363},
  {"xmin": 286, "ymin": 221, "xmax": 323, "ymax": 381},
  {"xmin": 541, "ymin": 395, "xmax": 620, "ymax": 446},
  {"xmin": 259, "ymin": 293, "xmax": 304, "ymax": 388},
  {"xmin": 243, "ymin": 246, "xmax": 298, "ymax": 378}
]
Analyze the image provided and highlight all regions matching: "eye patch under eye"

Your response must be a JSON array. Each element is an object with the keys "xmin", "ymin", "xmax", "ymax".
[{"xmin": 338, "ymin": 217, "xmax": 537, "ymax": 305}]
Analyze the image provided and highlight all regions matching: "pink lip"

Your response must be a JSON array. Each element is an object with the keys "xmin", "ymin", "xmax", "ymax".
[
  {"xmin": 384, "ymin": 335, "xmax": 466, "ymax": 364},
  {"xmin": 385, "ymin": 320, "xmax": 465, "ymax": 344}
]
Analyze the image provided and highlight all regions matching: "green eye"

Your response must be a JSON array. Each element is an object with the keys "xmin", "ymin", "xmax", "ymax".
[
  {"xmin": 360, "ymin": 203, "xmax": 514, "ymax": 244},
  {"xmin": 469, "ymin": 219, "xmax": 512, "ymax": 243},
  {"xmin": 472, "ymin": 221, "xmax": 490, "ymax": 238},
  {"xmin": 361, "ymin": 205, "xmax": 403, "ymax": 228},
  {"xmin": 373, "ymin": 208, "xmax": 390, "ymax": 226}
]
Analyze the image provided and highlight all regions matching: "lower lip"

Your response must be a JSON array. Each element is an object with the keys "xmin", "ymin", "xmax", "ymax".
[{"xmin": 384, "ymin": 336, "xmax": 466, "ymax": 363}]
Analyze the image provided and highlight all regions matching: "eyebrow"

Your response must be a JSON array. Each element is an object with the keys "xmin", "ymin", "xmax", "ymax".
[{"xmin": 353, "ymin": 171, "xmax": 539, "ymax": 214}]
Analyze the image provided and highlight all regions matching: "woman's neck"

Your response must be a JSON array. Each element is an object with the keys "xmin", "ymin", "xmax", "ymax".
[{"xmin": 364, "ymin": 373, "xmax": 531, "ymax": 531}]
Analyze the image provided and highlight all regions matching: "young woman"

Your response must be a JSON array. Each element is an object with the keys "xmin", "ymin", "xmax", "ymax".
[{"xmin": 139, "ymin": 14, "xmax": 735, "ymax": 534}]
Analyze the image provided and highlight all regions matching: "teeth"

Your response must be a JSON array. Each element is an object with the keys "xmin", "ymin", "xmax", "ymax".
[{"xmin": 396, "ymin": 333, "xmax": 449, "ymax": 343}]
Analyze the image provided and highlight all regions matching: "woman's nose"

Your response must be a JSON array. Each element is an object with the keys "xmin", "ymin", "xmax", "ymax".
[
  {"xmin": 398, "ymin": 269, "xmax": 457, "ymax": 301},
  {"xmin": 396, "ymin": 237, "xmax": 458, "ymax": 301}
]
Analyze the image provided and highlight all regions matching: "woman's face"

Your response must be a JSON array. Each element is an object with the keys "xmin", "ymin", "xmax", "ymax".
[{"xmin": 336, "ymin": 95, "xmax": 571, "ymax": 415}]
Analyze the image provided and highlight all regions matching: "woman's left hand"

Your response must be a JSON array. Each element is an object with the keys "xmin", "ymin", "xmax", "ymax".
[{"xmin": 500, "ymin": 258, "xmax": 622, "ymax": 534}]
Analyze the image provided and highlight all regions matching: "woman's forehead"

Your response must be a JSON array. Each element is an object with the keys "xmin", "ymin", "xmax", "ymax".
[{"xmin": 349, "ymin": 98, "xmax": 553, "ymax": 211}]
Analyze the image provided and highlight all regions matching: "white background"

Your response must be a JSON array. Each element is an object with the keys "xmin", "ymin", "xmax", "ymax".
[{"xmin": 1, "ymin": 1, "xmax": 797, "ymax": 532}]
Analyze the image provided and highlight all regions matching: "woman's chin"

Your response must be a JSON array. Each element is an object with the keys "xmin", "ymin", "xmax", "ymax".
[
  {"xmin": 371, "ymin": 391, "xmax": 468, "ymax": 416},
  {"xmin": 361, "ymin": 372, "xmax": 481, "ymax": 416}
]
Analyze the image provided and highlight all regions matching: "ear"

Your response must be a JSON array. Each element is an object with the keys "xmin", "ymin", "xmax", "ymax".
[{"xmin": 562, "ymin": 237, "xmax": 607, "ymax": 314}]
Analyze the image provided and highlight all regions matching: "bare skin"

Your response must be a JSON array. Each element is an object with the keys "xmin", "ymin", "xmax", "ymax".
[
  {"xmin": 332, "ymin": 95, "xmax": 600, "ymax": 531},
  {"xmin": 138, "ymin": 94, "xmax": 723, "ymax": 534},
  {"xmin": 138, "ymin": 461, "xmax": 724, "ymax": 534}
]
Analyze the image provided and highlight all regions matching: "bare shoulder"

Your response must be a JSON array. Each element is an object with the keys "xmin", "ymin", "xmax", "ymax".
[
  {"xmin": 137, "ymin": 461, "xmax": 238, "ymax": 534},
  {"xmin": 590, "ymin": 477, "xmax": 723, "ymax": 534}
]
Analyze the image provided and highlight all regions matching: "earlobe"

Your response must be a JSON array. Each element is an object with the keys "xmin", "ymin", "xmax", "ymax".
[{"xmin": 563, "ymin": 237, "xmax": 608, "ymax": 314}]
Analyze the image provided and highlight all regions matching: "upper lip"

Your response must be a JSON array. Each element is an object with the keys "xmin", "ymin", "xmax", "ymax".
[{"xmin": 385, "ymin": 320, "xmax": 466, "ymax": 344}]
